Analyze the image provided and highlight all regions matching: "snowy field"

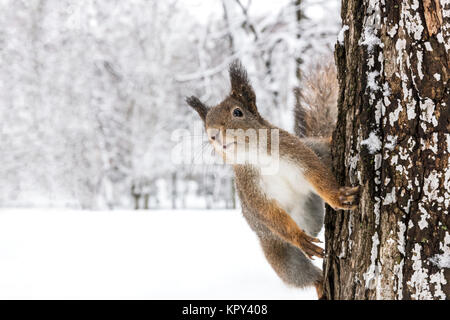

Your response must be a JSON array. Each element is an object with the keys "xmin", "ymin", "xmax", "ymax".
[{"xmin": 0, "ymin": 209, "xmax": 319, "ymax": 299}]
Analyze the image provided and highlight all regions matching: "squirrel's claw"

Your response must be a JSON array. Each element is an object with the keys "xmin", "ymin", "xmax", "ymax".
[
  {"xmin": 299, "ymin": 234, "xmax": 324, "ymax": 259},
  {"xmin": 336, "ymin": 186, "xmax": 359, "ymax": 210}
]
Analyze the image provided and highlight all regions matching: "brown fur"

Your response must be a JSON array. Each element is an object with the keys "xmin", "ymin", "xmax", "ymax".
[
  {"xmin": 234, "ymin": 165, "xmax": 324, "ymax": 258},
  {"xmin": 186, "ymin": 60, "xmax": 358, "ymax": 297}
]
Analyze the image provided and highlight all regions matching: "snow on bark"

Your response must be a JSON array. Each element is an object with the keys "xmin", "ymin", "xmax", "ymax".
[
  {"xmin": 324, "ymin": 0, "xmax": 449, "ymax": 300},
  {"xmin": 338, "ymin": 25, "xmax": 349, "ymax": 44}
]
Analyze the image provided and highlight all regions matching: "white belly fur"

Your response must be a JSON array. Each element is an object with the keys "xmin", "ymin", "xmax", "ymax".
[{"xmin": 258, "ymin": 157, "xmax": 315, "ymax": 232}]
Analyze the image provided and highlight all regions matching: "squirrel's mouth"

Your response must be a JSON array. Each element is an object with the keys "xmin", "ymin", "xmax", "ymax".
[{"xmin": 210, "ymin": 139, "xmax": 237, "ymax": 158}]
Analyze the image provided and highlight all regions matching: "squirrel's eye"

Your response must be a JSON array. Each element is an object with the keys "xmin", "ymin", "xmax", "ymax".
[{"xmin": 233, "ymin": 108, "xmax": 243, "ymax": 117}]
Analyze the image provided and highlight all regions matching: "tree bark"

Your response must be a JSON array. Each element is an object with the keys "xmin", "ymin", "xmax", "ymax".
[{"xmin": 324, "ymin": 0, "xmax": 449, "ymax": 300}]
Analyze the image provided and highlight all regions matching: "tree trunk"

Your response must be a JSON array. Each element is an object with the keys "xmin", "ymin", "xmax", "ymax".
[
  {"xmin": 324, "ymin": 0, "xmax": 449, "ymax": 300},
  {"xmin": 134, "ymin": 195, "xmax": 140, "ymax": 210},
  {"xmin": 231, "ymin": 177, "xmax": 237, "ymax": 209},
  {"xmin": 294, "ymin": 0, "xmax": 305, "ymax": 81},
  {"xmin": 144, "ymin": 194, "xmax": 149, "ymax": 210},
  {"xmin": 172, "ymin": 172, "xmax": 177, "ymax": 209}
]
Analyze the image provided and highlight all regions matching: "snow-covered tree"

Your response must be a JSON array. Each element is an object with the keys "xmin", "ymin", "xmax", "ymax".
[{"xmin": 0, "ymin": 0, "xmax": 341, "ymax": 209}]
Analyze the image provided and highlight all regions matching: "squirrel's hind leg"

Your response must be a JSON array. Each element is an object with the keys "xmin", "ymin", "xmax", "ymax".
[
  {"xmin": 259, "ymin": 235, "xmax": 322, "ymax": 294},
  {"xmin": 315, "ymin": 280, "xmax": 326, "ymax": 300}
]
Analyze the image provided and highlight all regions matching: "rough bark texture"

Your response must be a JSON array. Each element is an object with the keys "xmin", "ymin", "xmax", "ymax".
[{"xmin": 324, "ymin": 0, "xmax": 450, "ymax": 300}]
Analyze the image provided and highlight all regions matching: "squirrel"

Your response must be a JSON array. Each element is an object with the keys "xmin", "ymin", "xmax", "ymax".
[{"xmin": 186, "ymin": 60, "xmax": 359, "ymax": 299}]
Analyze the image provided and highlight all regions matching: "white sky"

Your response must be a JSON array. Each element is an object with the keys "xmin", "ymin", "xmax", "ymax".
[{"xmin": 182, "ymin": 0, "xmax": 328, "ymax": 25}]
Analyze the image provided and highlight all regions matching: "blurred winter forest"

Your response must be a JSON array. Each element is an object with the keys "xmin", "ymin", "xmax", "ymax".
[{"xmin": 0, "ymin": 0, "xmax": 340, "ymax": 210}]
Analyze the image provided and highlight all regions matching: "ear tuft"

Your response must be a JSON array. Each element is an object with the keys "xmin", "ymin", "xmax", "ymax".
[
  {"xmin": 229, "ymin": 60, "xmax": 257, "ymax": 115},
  {"xmin": 229, "ymin": 60, "xmax": 249, "ymax": 92},
  {"xmin": 186, "ymin": 96, "xmax": 209, "ymax": 122}
]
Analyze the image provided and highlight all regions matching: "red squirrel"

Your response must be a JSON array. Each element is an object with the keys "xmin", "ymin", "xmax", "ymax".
[{"xmin": 186, "ymin": 60, "xmax": 359, "ymax": 299}]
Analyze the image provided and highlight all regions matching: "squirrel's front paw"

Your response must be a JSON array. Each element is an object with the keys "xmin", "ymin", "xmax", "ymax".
[
  {"xmin": 298, "ymin": 233, "xmax": 324, "ymax": 260},
  {"xmin": 336, "ymin": 186, "xmax": 359, "ymax": 210}
]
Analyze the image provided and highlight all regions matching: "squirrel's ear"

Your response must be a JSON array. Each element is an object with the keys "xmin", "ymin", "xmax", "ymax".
[
  {"xmin": 186, "ymin": 96, "xmax": 209, "ymax": 122},
  {"xmin": 229, "ymin": 60, "xmax": 258, "ymax": 115}
]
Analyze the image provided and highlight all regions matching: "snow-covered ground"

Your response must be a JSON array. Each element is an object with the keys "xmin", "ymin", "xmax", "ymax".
[{"xmin": 0, "ymin": 209, "xmax": 320, "ymax": 299}]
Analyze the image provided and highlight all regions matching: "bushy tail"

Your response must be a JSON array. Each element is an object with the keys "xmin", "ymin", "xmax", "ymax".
[{"xmin": 294, "ymin": 60, "xmax": 338, "ymax": 138}]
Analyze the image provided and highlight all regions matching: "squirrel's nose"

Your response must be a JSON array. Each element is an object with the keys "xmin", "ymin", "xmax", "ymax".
[{"xmin": 210, "ymin": 131, "xmax": 219, "ymax": 141}]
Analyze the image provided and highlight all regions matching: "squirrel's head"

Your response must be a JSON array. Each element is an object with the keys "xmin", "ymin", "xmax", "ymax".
[{"xmin": 186, "ymin": 60, "xmax": 268, "ymax": 162}]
